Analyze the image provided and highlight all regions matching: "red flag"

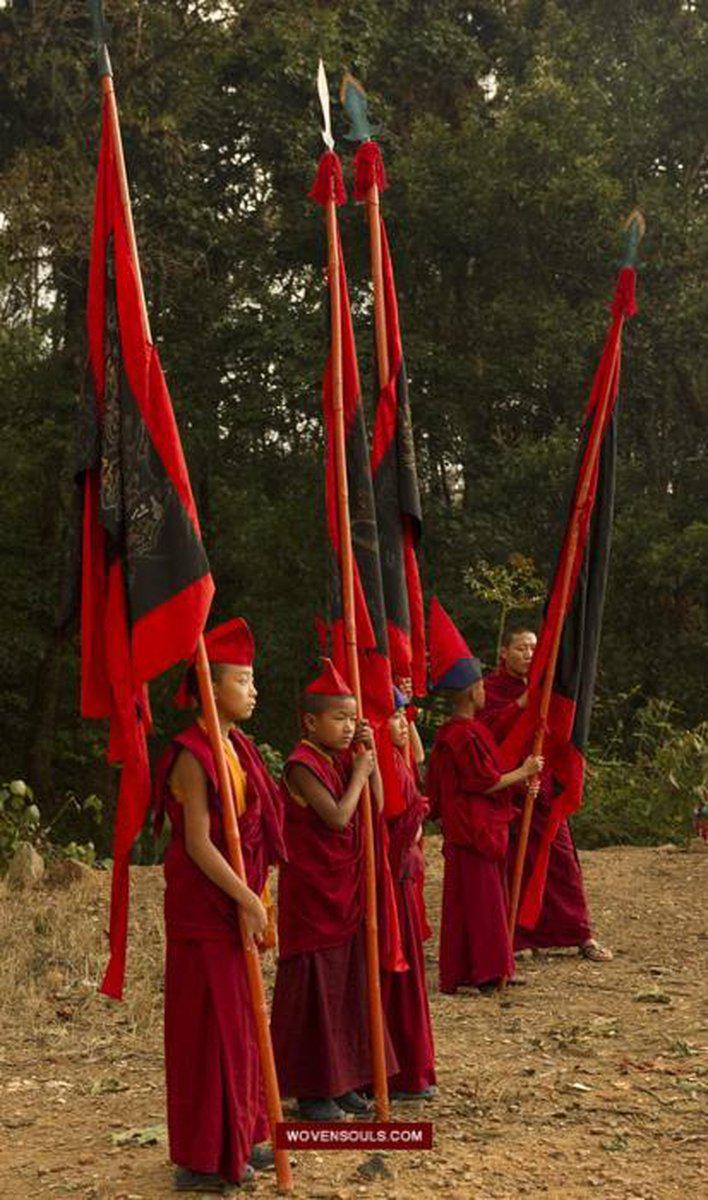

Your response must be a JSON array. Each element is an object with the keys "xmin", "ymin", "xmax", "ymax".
[
  {"xmin": 80, "ymin": 94, "xmax": 214, "ymax": 997},
  {"xmin": 355, "ymin": 142, "xmax": 427, "ymax": 699},
  {"xmin": 502, "ymin": 267, "xmax": 637, "ymax": 928},
  {"xmin": 310, "ymin": 151, "xmax": 406, "ymax": 970}
]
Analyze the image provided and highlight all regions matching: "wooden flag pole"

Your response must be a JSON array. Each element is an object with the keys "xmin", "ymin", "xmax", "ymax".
[
  {"xmin": 506, "ymin": 324, "xmax": 624, "ymax": 943},
  {"xmin": 89, "ymin": 6, "xmax": 291, "ymax": 1188},
  {"xmin": 324, "ymin": 177, "xmax": 390, "ymax": 1124}
]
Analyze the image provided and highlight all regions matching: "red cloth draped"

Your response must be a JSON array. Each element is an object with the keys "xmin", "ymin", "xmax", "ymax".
[
  {"xmin": 155, "ymin": 723, "xmax": 285, "ymax": 942},
  {"xmin": 82, "ymin": 95, "xmax": 213, "ymax": 998},
  {"xmin": 381, "ymin": 751, "xmax": 436, "ymax": 1092},
  {"xmin": 272, "ymin": 740, "xmax": 400, "ymax": 1097},
  {"xmin": 428, "ymin": 716, "xmax": 515, "ymax": 991},
  {"xmin": 275, "ymin": 742, "xmax": 364, "ymax": 960},
  {"xmin": 438, "ymin": 845, "xmax": 515, "ymax": 991},
  {"xmin": 427, "ymin": 716, "xmax": 514, "ymax": 860}
]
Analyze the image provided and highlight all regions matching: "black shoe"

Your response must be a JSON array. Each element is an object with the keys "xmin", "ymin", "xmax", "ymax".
[
  {"xmin": 390, "ymin": 1086, "xmax": 436, "ymax": 1101},
  {"xmin": 334, "ymin": 1090, "xmax": 373, "ymax": 1115},
  {"xmin": 249, "ymin": 1143, "xmax": 275, "ymax": 1171},
  {"xmin": 297, "ymin": 1096, "xmax": 347, "ymax": 1121},
  {"xmin": 174, "ymin": 1168, "xmax": 227, "ymax": 1193},
  {"xmin": 174, "ymin": 1165, "xmax": 254, "ymax": 1192}
]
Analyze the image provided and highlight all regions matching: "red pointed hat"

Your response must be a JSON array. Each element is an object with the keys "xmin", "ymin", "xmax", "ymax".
[
  {"xmin": 305, "ymin": 657, "xmax": 354, "ymax": 697},
  {"xmin": 174, "ymin": 617, "xmax": 254, "ymax": 708},
  {"xmin": 428, "ymin": 597, "xmax": 482, "ymax": 691}
]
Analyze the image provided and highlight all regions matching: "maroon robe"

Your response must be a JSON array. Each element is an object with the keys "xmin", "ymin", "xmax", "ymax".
[
  {"xmin": 270, "ymin": 740, "xmax": 398, "ymax": 1098},
  {"xmin": 154, "ymin": 723, "xmax": 285, "ymax": 1184},
  {"xmin": 381, "ymin": 750, "xmax": 436, "ymax": 1092},
  {"xmin": 427, "ymin": 716, "xmax": 515, "ymax": 991},
  {"xmin": 482, "ymin": 667, "xmax": 592, "ymax": 948}
]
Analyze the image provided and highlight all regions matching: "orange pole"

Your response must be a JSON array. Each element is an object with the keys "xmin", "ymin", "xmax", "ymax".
[
  {"xmin": 98, "ymin": 66, "xmax": 292, "ymax": 1192},
  {"xmin": 324, "ymin": 184, "xmax": 390, "ymax": 1123},
  {"xmin": 506, "ymin": 331, "xmax": 623, "ymax": 943},
  {"xmin": 366, "ymin": 174, "xmax": 415, "ymax": 770},
  {"xmin": 366, "ymin": 179, "xmax": 390, "ymax": 390}
]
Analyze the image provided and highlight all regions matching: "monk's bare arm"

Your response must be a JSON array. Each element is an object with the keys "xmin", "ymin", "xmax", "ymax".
[
  {"xmin": 171, "ymin": 749, "xmax": 267, "ymax": 939},
  {"xmin": 485, "ymin": 753, "xmax": 544, "ymax": 794},
  {"xmin": 289, "ymin": 755, "xmax": 374, "ymax": 831},
  {"xmin": 409, "ymin": 722, "xmax": 425, "ymax": 766},
  {"xmin": 353, "ymin": 719, "xmax": 383, "ymax": 812}
]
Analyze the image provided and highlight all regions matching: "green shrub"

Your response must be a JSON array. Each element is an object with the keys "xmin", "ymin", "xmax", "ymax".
[{"xmin": 573, "ymin": 702, "xmax": 708, "ymax": 849}]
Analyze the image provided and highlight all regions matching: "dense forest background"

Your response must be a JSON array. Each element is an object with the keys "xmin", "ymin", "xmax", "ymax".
[{"xmin": 0, "ymin": 1, "xmax": 705, "ymax": 852}]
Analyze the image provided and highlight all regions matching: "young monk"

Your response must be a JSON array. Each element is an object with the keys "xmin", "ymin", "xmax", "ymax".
[
  {"xmin": 381, "ymin": 687, "xmax": 436, "ymax": 1099},
  {"xmin": 270, "ymin": 658, "xmax": 398, "ymax": 1121},
  {"xmin": 425, "ymin": 599, "xmax": 543, "ymax": 993},
  {"xmin": 482, "ymin": 626, "xmax": 612, "ymax": 962},
  {"xmin": 154, "ymin": 618, "xmax": 285, "ymax": 1193}
]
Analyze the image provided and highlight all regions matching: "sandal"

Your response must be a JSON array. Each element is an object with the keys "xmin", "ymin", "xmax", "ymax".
[{"xmin": 580, "ymin": 938, "xmax": 613, "ymax": 962}]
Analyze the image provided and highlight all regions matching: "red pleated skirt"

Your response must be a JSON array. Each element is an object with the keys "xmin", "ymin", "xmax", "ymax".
[
  {"xmin": 439, "ymin": 842, "xmax": 514, "ymax": 992},
  {"xmin": 164, "ymin": 937, "xmax": 268, "ymax": 1183},
  {"xmin": 270, "ymin": 924, "xmax": 398, "ymax": 1099}
]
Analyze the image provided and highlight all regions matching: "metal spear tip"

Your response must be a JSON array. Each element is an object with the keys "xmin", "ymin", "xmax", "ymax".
[
  {"xmin": 87, "ymin": 0, "xmax": 112, "ymax": 79},
  {"xmin": 621, "ymin": 208, "xmax": 646, "ymax": 267},
  {"xmin": 316, "ymin": 59, "xmax": 335, "ymax": 152},
  {"xmin": 340, "ymin": 71, "xmax": 380, "ymax": 142}
]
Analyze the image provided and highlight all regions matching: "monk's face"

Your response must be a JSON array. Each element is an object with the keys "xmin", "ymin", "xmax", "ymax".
[
  {"xmin": 305, "ymin": 696, "xmax": 358, "ymax": 751},
  {"xmin": 213, "ymin": 665, "xmax": 257, "ymax": 723},
  {"xmin": 471, "ymin": 679, "xmax": 485, "ymax": 710},
  {"xmin": 388, "ymin": 708, "xmax": 409, "ymax": 749},
  {"xmin": 501, "ymin": 632, "xmax": 537, "ymax": 678},
  {"xmin": 395, "ymin": 676, "xmax": 413, "ymax": 702}
]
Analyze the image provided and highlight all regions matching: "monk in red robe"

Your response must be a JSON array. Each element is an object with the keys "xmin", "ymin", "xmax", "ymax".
[
  {"xmin": 381, "ymin": 688, "xmax": 436, "ymax": 1099},
  {"xmin": 482, "ymin": 626, "xmax": 612, "ymax": 962},
  {"xmin": 270, "ymin": 658, "xmax": 398, "ymax": 1121},
  {"xmin": 154, "ymin": 619, "xmax": 285, "ymax": 1193},
  {"xmin": 425, "ymin": 600, "xmax": 543, "ymax": 993}
]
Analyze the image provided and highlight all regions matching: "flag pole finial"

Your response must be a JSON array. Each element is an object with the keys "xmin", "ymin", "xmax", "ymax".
[
  {"xmin": 316, "ymin": 59, "xmax": 335, "ymax": 151},
  {"xmin": 621, "ymin": 208, "xmax": 646, "ymax": 268},
  {"xmin": 88, "ymin": 0, "xmax": 112, "ymax": 80},
  {"xmin": 340, "ymin": 72, "xmax": 379, "ymax": 142}
]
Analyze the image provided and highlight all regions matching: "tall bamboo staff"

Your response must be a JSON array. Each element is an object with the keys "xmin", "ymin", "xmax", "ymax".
[
  {"xmin": 506, "ymin": 213, "xmax": 644, "ymax": 942},
  {"xmin": 315, "ymin": 61, "xmax": 389, "ymax": 1123},
  {"xmin": 88, "ymin": 4, "xmax": 292, "ymax": 1189}
]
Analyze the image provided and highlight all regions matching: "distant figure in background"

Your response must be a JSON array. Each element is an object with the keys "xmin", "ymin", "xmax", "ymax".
[{"xmin": 482, "ymin": 626, "xmax": 612, "ymax": 963}]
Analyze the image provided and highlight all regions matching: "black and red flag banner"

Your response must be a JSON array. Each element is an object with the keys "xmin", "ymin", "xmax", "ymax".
[
  {"xmin": 309, "ymin": 151, "xmax": 394, "ymax": 730},
  {"xmin": 502, "ymin": 264, "xmax": 638, "ymax": 928},
  {"xmin": 78, "ymin": 93, "xmax": 214, "ymax": 998},
  {"xmin": 354, "ymin": 142, "xmax": 427, "ymax": 700},
  {"xmin": 310, "ymin": 150, "xmax": 406, "ymax": 970}
]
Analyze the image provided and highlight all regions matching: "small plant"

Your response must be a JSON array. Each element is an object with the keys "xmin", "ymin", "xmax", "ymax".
[
  {"xmin": 0, "ymin": 780, "xmax": 41, "ymax": 867},
  {"xmin": 465, "ymin": 553, "xmax": 545, "ymax": 658}
]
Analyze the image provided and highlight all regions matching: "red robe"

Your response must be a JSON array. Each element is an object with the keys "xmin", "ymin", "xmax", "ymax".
[
  {"xmin": 481, "ymin": 667, "xmax": 592, "ymax": 948},
  {"xmin": 427, "ymin": 716, "xmax": 515, "ymax": 991},
  {"xmin": 154, "ymin": 723, "xmax": 285, "ymax": 1184},
  {"xmin": 270, "ymin": 740, "xmax": 398, "ymax": 1098},
  {"xmin": 381, "ymin": 750, "xmax": 436, "ymax": 1092}
]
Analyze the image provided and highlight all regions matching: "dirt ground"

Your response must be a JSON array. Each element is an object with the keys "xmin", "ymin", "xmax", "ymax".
[{"xmin": 0, "ymin": 838, "xmax": 706, "ymax": 1200}]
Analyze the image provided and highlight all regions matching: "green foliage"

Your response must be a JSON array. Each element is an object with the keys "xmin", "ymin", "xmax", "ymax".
[
  {"xmin": 465, "ymin": 553, "xmax": 545, "ymax": 657},
  {"xmin": 0, "ymin": 1, "xmax": 705, "ymax": 853},
  {"xmin": 257, "ymin": 742, "xmax": 285, "ymax": 781},
  {"xmin": 573, "ymin": 703, "xmax": 708, "ymax": 849},
  {"xmin": 0, "ymin": 780, "xmax": 40, "ymax": 865}
]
